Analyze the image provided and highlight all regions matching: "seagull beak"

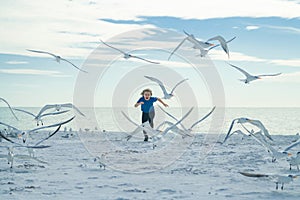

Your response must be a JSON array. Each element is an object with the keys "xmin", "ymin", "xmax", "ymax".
[
  {"xmin": 288, "ymin": 153, "xmax": 293, "ymax": 156},
  {"xmin": 209, "ymin": 43, "xmax": 215, "ymax": 46},
  {"xmin": 17, "ymin": 134, "xmax": 22, "ymax": 138}
]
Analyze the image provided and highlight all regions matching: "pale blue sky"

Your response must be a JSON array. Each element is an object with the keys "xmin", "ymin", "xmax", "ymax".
[{"xmin": 0, "ymin": 0, "xmax": 300, "ymax": 107}]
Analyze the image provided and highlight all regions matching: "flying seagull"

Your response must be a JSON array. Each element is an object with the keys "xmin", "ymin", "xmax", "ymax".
[
  {"xmin": 244, "ymin": 128, "xmax": 293, "ymax": 162},
  {"xmin": 228, "ymin": 63, "xmax": 282, "ymax": 84},
  {"xmin": 207, "ymin": 35, "xmax": 233, "ymax": 58},
  {"xmin": 122, "ymin": 107, "xmax": 193, "ymax": 142},
  {"xmin": 158, "ymin": 106, "xmax": 216, "ymax": 133},
  {"xmin": 13, "ymin": 108, "xmax": 70, "ymax": 126},
  {"xmin": 239, "ymin": 172, "xmax": 297, "ymax": 190},
  {"xmin": 36, "ymin": 103, "xmax": 85, "ymax": 118},
  {"xmin": 0, "ymin": 116, "xmax": 75, "ymax": 143},
  {"xmin": 100, "ymin": 40, "xmax": 160, "ymax": 64},
  {"xmin": 144, "ymin": 76, "xmax": 188, "ymax": 99},
  {"xmin": 224, "ymin": 117, "xmax": 273, "ymax": 143},
  {"xmin": 195, "ymin": 37, "xmax": 236, "ymax": 57},
  {"xmin": 0, "ymin": 97, "xmax": 18, "ymax": 120},
  {"xmin": 168, "ymin": 30, "xmax": 214, "ymax": 60},
  {"xmin": 27, "ymin": 49, "xmax": 88, "ymax": 73}
]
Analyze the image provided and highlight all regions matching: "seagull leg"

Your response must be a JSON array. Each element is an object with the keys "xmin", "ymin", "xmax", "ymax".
[
  {"xmin": 290, "ymin": 164, "xmax": 292, "ymax": 170},
  {"xmin": 281, "ymin": 183, "xmax": 284, "ymax": 190},
  {"xmin": 276, "ymin": 182, "xmax": 278, "ymax": 190},
  {"xmin": 297, "ymin": 165, "xmax": 299, "ymax": 171}
]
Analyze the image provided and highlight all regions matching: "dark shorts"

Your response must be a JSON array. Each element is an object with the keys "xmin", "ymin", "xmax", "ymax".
[{"xmin": 142, "ymin": 111, "xmax": 155, "ymax": 128}]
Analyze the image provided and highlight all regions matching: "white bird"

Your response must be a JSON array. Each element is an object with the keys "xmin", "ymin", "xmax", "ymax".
[
  {"xmin": 0, "ymin": 146, "xmax": 49, "ymax": 168},
  {"xmin": 144, "ymin": 76, "xmax": 188, "ymax": 99},
  {"xmin": 26, "ymin": 49, "xmax": 88, "ymax": 73},
  {"xmin": 122, "ymin": 107, "xmax": 193, "ymax": 142},
  {"xmin": 228, "ymin": 63, "xmax": 282, "ymax": 84},
  {"xmin": 195, "ymin": 37, "xmax": 236, "ymax": 57},
  {"xmin": 0, "ymin": 97, "xmax": 18, "ymax": 120},
  {"xmin": 207, "ymin": 35, "xmax": 232, "ymax": 58},
  {"xmin": 100, "ymin": 40, "xmax": 160, "ymax": 64},
  {"xmin": 13, "ymin": 108, "xmax": 70, "ymax": 126},
  {"xmin": 247, "ymin": 130, "xmax": 293, "ymax": 162},
  {"xmin": 239, "ymin": 172, "xmax": 298, "ymax": 190},
  {"xmin": 0, "ymin": 125, "xmax": 59, "ymax": 168},
  {"xmin": 36, "ymin": 103, "xmax": 85, "ymax": 118},
  {"xmin": 224, "ymin": 117, "xmax": 273, "ymax": 143},
  {"xmin": 0, "ymin": 116, "xmax": 74, "ymax": 143},
  {"xmin": 158, "ymin": 106, "xmax": 215, "ymax": 133},
  {"xmin": 289, "ymin": 152, "xmax": 300, "ymax": 171},
  {"xmin": 168, "ymin": 30, "xmax": 214, "ymax": 60}
]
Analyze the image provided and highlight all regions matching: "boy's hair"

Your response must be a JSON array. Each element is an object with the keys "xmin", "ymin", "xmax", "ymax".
[{"xmin": 141, "ymin": 88, "xmax": 152, "ymax": 95}]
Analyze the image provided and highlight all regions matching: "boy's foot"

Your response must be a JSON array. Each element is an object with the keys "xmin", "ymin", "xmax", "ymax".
[{"xmin": 144, "ymin": 135, "xmax": 148, "ymax": 142}]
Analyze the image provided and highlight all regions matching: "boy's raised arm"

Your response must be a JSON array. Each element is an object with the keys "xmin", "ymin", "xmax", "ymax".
[{"xmin": 157, "ymin": 98, "xmax": 168, "ymax": 107}]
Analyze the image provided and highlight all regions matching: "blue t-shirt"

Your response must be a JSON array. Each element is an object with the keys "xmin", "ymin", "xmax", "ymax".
[{"xmin": 137, "ymin": 97, "xmax": 158, "ymax": 113}]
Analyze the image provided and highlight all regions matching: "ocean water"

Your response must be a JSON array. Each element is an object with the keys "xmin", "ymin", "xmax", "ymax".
[{"xmin": 0, "ymin": 107, "xmax": 299, "ymax": 135}]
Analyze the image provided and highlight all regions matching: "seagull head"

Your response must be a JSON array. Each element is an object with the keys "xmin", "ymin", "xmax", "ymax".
[
  {"xmin": 283, "ymin": 151, "xmax": 293, "ymax": 156},
  {"xmin": 288, "ymin": 175, "xmax": 297, "ymax": 179}
]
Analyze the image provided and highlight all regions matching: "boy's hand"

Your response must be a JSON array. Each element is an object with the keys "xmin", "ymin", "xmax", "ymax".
[
  {"xmin": 163, "ymin": 103, "xmax": 168, "ymax": 107},
  {"xmin": 139, "ymin": 102, "xmax": 144, "ymax": 105}
]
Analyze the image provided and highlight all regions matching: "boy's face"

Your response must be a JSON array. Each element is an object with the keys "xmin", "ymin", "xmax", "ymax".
[{"xmin": 143, "ymin": 91, "xmax": 151, "ymax": 100}]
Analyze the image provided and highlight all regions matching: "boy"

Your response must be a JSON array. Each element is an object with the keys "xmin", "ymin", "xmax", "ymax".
[{"xmin": 135, "ymin": 88, "xmax": 168, "ymax": 141}]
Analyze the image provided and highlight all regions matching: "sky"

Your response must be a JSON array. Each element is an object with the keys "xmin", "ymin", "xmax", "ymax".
[{"xmin": 0, "ymin": 0, "xmax": 300, "ymax": 107}]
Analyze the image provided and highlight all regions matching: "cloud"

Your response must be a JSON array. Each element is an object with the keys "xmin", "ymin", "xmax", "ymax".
[
  {"xmin": 1, "ymin": 0, "xmax": 300, "ymax": 59},
  {"xmin": 245, "ymin": 25, "xmax": 260, "ymax": 30},
  {"xmin": 0, "ymin": 68, "xmax": 67, "ymax": 77},
  {"xmin": 263, "ymin": 25, "xmax": 300, "ymax": 34},
  {"xmin": 5, "ymin": 60, "xmax": 28, "ymax": 65},
  {"xmin": 269, "ymin": 59, "xmax": 300, "ymax": 67}
]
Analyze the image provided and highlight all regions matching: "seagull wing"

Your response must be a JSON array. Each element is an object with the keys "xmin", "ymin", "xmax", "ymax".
[
  {"xmin": 158, "ymin": 105, "xmax": 188, "ymax": 131},
  {"xmin": 227, "ymin": 63, "xmax": 252, "ymax": 78},
  {"xmin": 0, "ymin": 121, "xmax": 21, "ymax": 133},
  {"xmin": 0, "ymin": 97, "xmax": 19, "ymax": 120},
  {"xmin": 258, "ymin": 73, "xmax": 282, "ymax": 77},
  {"xmin": 36, "ymin": 104, "xmax": 57, "ymax": 118},
  {"xmin": 26, "ymin": 49, "xmax": 57, "ymax": 58},
  {"xmin": 208, "ymin": 36, "xmax": 236, "ymax": 51},
  {"xmin": 129, "ymin": 55, "xmax": 160, "ymax": 64},
  {"xmin": 246, "ymin": 119, "xmax": 273, "ymax": 141},
  {"xmin": 100, "ymin": 39, "xmax": 127, "ymax": 54},
  {"xmin": 284, "ymin": 138, "xmax": 300, "ymax": 152},
  {"xmin": 239, "ymin": 172, "xmax": 269, "ymax": 178},
  {"xmin": 170, "ymin": 78, "xmax": 188, "ymax": 94},
  {"xmin": 35, "ymin": 125, "xmax": 61, "ymax": 146},
  {"xmin": 158, "ymin": 105, "xmax": 179, "ymax": 121},
  {"xmin": 189, "ymin": 106, "xmax": 216, "ymax": 130},
  {"xmin": 168, "ymin": 37, "xmax": 187, "ymax": 60},
  {"xmin": 121, "ymin": 111, "xmax": 140, "ymax": 127},
  {"xmin": 144, "ymin": 76, "xmax": 169, "ymax": 97},
  {"xmin": 163, "ymin": 107, "xmax": 193, "ymax": 135},
  {"xmin": 60, "ymin": 58, "xmax": 88, "ymax": 73},
  {"xmin": 0, "ymin": 131, "xmax": 19, "ymax": 144},
  {"xmin": 61, "ymin": 103, "xmax": 85, "ymax": 116},
  {"xmin": 242, "ymin": 124, "xmax": 276, "ymax": 154},
  {"xmin": 13, "ymin": 108, "xmax": 36, "ymax": 118},
  {"xmin": 40, "ymin": 110, "xmax": 70, "ymax": 118},
  {"xmin": 29, "ymin": 116, "xmax": 75, "ymax": 133},
  {"xmin": 223, "ymin": 119, "xmax": 237, "ymax": 143}
]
